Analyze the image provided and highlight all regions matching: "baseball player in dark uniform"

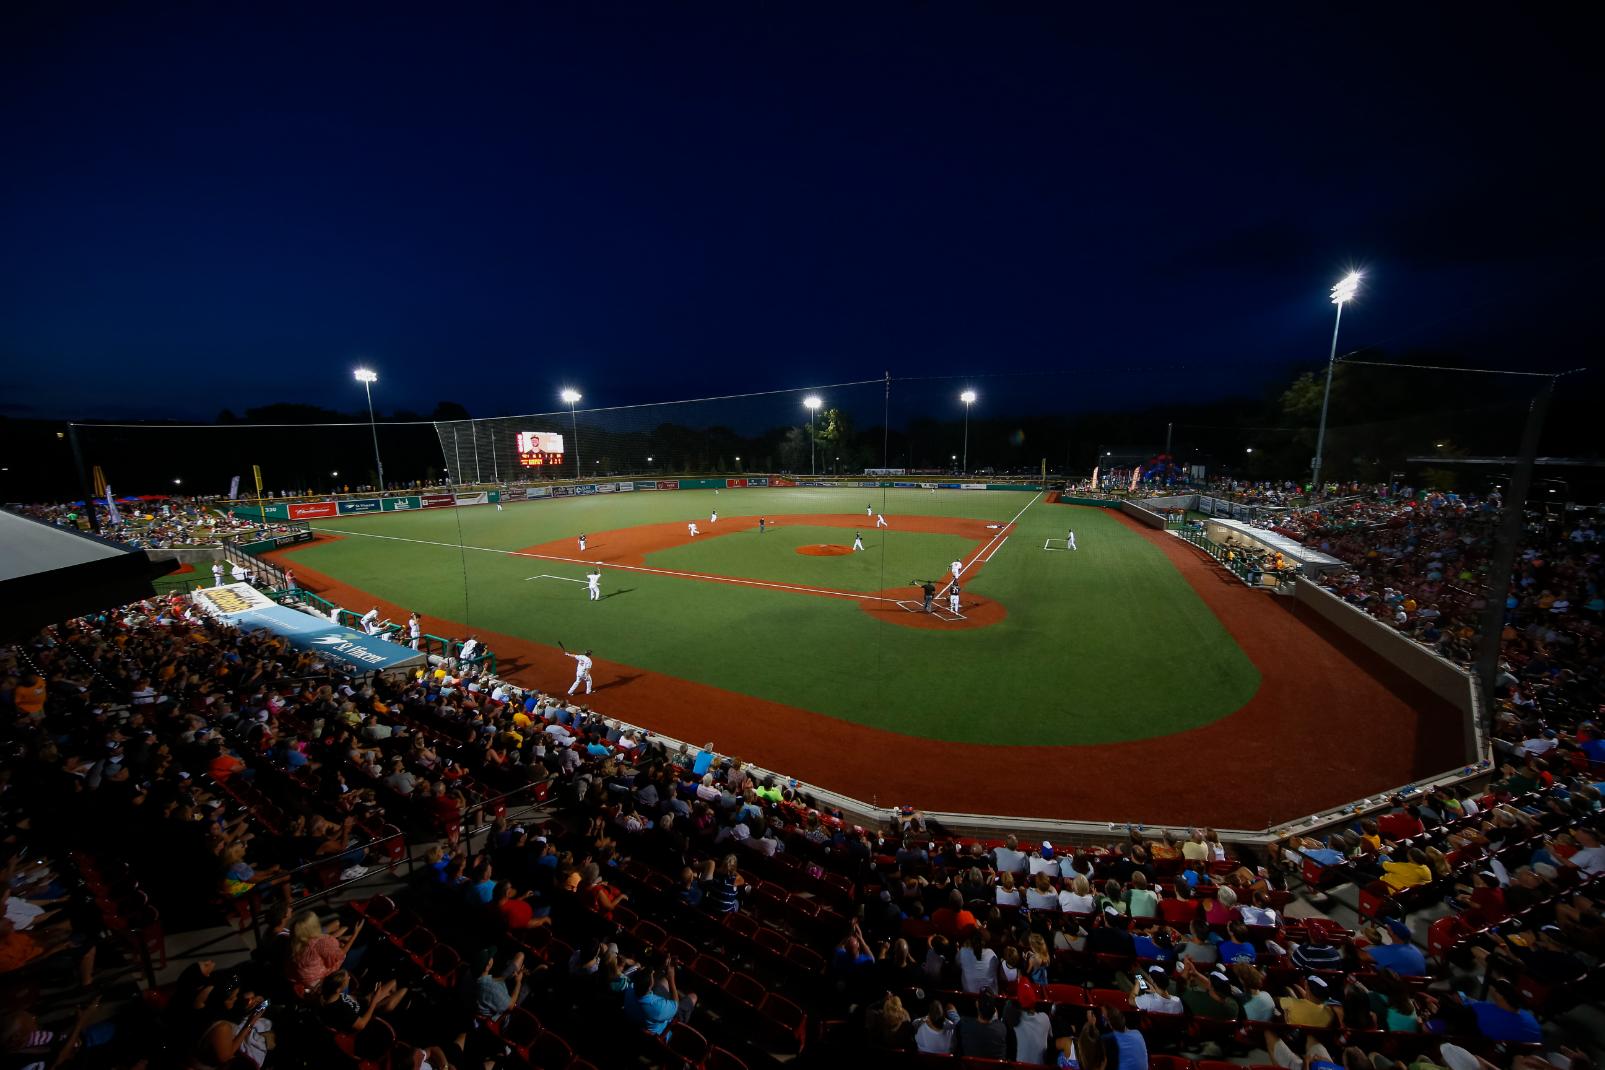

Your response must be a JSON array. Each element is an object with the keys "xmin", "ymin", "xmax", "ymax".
[{"xmin": 911, "ymin": 580, "xmax": 937, "ymax": 612}]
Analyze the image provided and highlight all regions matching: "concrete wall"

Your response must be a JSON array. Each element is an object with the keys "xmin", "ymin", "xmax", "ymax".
[
  {"xmin": 1120, "ymin": 500, "xmax": 1166, "ymax": 529},
  {"xmin": 143, "ymin": 547, "xmax": 223, "ymax": 565},
  {"xmin": 1294, "ymin": 577, "xmax": 1480, "ymax": 763}
]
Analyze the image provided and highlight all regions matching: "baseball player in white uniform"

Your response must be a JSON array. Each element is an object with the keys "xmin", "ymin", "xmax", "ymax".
[
  {"xmin": 948, "ymin": 582, "xmax": 961, "ymax": 614},
  {"xmin": 688, "ymin": 522, "xmax": 700, "ymax": 537},
  {"xmin": 876, "ymin": 513, "xmax": 889, "ymax": 528},
  {"xmin": 566, "ymin": 649, "xmax": 594, "ymax": 694},
  {"xmin": 866, "ymin": 504, "xmax": 873, "ymax": 516},
  {"xmin": 408, "ymin": 612, "xmax": 422, "ymax": 650},
  {"xmin": 951, "ymin": 559, "xmax": 964, "ymax": 579},
  {"xmin": 852, "ymin": 531, "xmax": 864, "ymax": 551},
  {"xmin": 329, "ymin": 604, "xmax": 342, "ymax": 623},
  {"xmin": 578, "ymin": 533, "xmax": 587, "ymax": 551},
  {"xmin": 1068, "ymin": 529, "xmax": 1077, "ymax": 550},
  {"xmin": 211, "ymin": 561, "xmax": 225, "ymax": 586},
  {"xmin": 361, "ymin": 607, "xmax": 380, "ymax": 635},
  {"xmin": 586, "ymin": 569, "xmax": 601, "ymax": 601},
  {"xmin": 711, "ymin": 510, "xmax": 718, "ymax": 523}
]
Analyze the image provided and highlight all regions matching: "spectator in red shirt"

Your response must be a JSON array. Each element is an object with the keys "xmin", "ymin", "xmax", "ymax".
[
  {"xmin": 492, "ymin": 881, "xmax": 551, "ymax": 931},
  {"xmin": 207, "ymin": 742, "xmax": 247, "ymax": 781},
  {"xmin": 575, "ymin": 864, "xmax": 627, "ymax": 919},
  {"xmin": 931, "ymin": 890, "xmax": 978, "ymax": 941}
]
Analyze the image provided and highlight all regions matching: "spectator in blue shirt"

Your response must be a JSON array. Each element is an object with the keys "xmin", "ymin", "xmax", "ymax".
[
  {"xmin": 1216, "ymin": 922, "xmax": 1257, "ymax": 965},
  {"xmin": 463, "ymin": 861, "xmax": 496, "ymax": 906},
  {"xmin": 1359, "ymin": 922, "xmax": 1427, "ymax": 976},
  {"xmin": 621, "ymin": 957, "xmax": 696, "ymax": 1035},
  {"xmin": 1098, "ymin": 1006, "xmax": 1148, "ymax": 1070},
  {"xmin": 1460, "ymin": 980, "xmax": 1541, "ymax": 1043}
]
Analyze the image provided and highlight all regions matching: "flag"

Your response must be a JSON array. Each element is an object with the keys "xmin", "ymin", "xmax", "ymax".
[
  {"xmin": 228, "ymin": 475, "xmax": 240, "ymax": 499},
  {"xmin": 104, "ymin": 485, "xmax": 122, "ymax": 526},
  {"xmin": 1091, "ymin": 466, "xmax": 1099, "ymax": 488}
]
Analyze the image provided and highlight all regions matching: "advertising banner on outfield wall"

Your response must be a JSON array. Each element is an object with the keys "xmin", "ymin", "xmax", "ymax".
[
  {"xmin": 551, "ymin": 486, "xmax": 572, "ymax": 497},
  {"xmin": 421, "ymin": 494, "xmax": 455, "ymax": 509},
  {"xmin": 289, "ymin": 500, "xmax": 338, "ymax": 519},
  {"xmin": 455, "ymin": 492, "xmax": 489, "ymax": 506},
  {"xmin": 617, "ymin": 482, "xmax": 635, "ymax": 492},
  {"xmin": 962, "ymin": 483, "xmax": 987, "ymax": 490},
  {"xmin": 771, "ymin": 478, "xmax": 795, "ymax": 486},
  {"xmin": 260, "ymin": 503, "xmax": 290, "ymax": 520},
  {"xmin": 675, "ymin": 478, "xmax": 724, "ymax": 489},
  {"xmin": 657, "ymin": 480, "xmax": 680, "ymax": 491},
  {"xmin": 747, "ymin": 477, "xmax": 768, "ymax": 487},
  {"xmin": 381, "ymin": 495, "xmax": 422, "ymax": 511},
  {"xmin": 597, "ymin": 483, "xmax": 616, "ymax": 493},
  {"xmin": 337, "ymin": 498, "xmax": 382, "ymax": 514},
  {"xmin": 726, "ymin": 478, "xmax": 747, "ymax": 488},
  {"xmin": 894, "ymin": 482, "xmax": 919, "ymax": 488},
  {"xmin": 987, "ymin": 484, "xmax": 1042, "ymax": 491}
]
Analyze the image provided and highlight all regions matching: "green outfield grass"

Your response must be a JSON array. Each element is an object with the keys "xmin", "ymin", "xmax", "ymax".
[
  {"xmin": 645, "ymin": 523, "xmax": 980, "ymax": 594},
  {"xmin": 282, "ymin": 488, "xmax": 1260, "ymax": 745}
]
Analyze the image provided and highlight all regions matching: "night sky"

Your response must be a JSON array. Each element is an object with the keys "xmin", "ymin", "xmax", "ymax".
[{"xmin": 1, "ymin": 3, "xmax": 1599, "ymax": 424}]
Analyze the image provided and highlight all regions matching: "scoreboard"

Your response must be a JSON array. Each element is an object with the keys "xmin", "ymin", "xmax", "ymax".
[{"xmin": 516, "ymin": 431, "xmax": 565, "ymax": 469}]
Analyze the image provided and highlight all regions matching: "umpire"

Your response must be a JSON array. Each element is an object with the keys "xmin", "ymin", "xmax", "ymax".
[{"xmin": 911, "ymin": 579, "xmax": 937, "ymax": 612}]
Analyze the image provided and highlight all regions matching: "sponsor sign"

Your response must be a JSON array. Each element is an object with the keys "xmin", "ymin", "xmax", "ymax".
[
  {"xmin": 337, "ymin": 498, "xmax": 382, "ymax": 514},
  {"xmin": 726, "ymin": 478, "xmax": 747, "ymax": 488},
  {"xmin": 455, "ymin": 492, "xmax": 488, "ymax": 506},
  {"xmin": 421, "ymin": 494, "xmax": 456, "ymax": 509},
  {"xmin": 962, "ymin": 483, "xmax": 987, "ymax": 490},
  {"xmin": 746, "ymin": 477, "xmax": 768, "ymax": 487},
  {"xmin": 894, "ymin": 482, "xmax": 918, "ymax": 488},
  {"xmin": 195, "ymin": 583, "xmax": 277, "ymax": 615},
  {"xmin": 987, "ymin": 484, "xmax": 1042, "ymax": 491},
  {"xmin": 576, "ymin": 484, "xmax": 597, "ymax": 495},
  {"xmin": 857, "ymin": 481, "xmax": 881, "ymax": 488},
  {"xmin": 289, "ymin": 500, "xmax": 338, "ymax": 519},
  {"xmin": 527, "ymin": 486, "xmax": 551, "ymax": 498},
  {"xmin": 381, "ymin": 495, "xmax": 422, "ymax": 511},
  {"xmin": 676, "ymin": 478, "xmax": 725, "ymax": 489},
  {"xmin": 771, "ymin": 478, "xmax": 795, "ymax": 486},
  {"xmin": 616, "ymin": 482, "xmax": 635, "ymax": 492},
  {"xmin": 657, "ymin": 480, "xmax": 680, "ymax": 491},
  {"xmin": 919, "ymin": 483, "xmax": 938, "ymax": 489},
  {"xmin": 551, "ymin": 485, "xmax": 573, "ymax": 497},
  {"xmin": 936, "ymin": 483, "xmax": 961, "ymax": 489},
  {"xmin": 597, "ymin": 483, "xmax": 616, "ymax": 493}
]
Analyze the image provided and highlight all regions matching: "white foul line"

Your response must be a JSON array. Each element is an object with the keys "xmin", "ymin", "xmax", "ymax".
[
  {"xmin": 982, "ymin": 536, "xmax": 1009, "ymax": 562},
  {"xmin": 311, "ymin": 527, "xmax": 901, "ymax": 603}
]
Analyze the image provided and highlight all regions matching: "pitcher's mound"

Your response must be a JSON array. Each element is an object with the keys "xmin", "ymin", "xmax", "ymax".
[{"xmin": 796, "ymin": 544, "xmax": 855, "ymax": 556}]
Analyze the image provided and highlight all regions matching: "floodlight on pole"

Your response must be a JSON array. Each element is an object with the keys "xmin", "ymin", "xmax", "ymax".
[
  {"xmin": 1311, "ymin": 272, "xmax": 1362, "ymax": 497},
  {"xmin": 355, "ymin": 369, "xmax": 385, "ymax": 491},
  {"xmin": 960, "ymin": 390, "xmax": 976, "ymax": 475},
  {"xmin": 562, "ymin": 389, "xmax": 582, "ymax": 479},
  {"xmin": 804, "ymin": 396, "xmax": 822, "ymax": 476}
]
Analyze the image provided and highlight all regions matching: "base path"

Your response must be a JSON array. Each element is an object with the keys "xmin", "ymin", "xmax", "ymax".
[{"xmin": 264, "ymin": 508, "xmax": 1463, "ymax": 829}]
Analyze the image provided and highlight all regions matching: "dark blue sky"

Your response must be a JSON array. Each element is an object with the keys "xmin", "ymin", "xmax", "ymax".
[{"xmin": 1, "ymin": 2, "xmax": 1599, "ymax": 424}]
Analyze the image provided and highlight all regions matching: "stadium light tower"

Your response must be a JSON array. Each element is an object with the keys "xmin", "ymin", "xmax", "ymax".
[
  {"xmin": 355, "ymin": 369, "xmax": 385, "ymax": 491},
  {"xmin": 804, "ymin": 396, "xmax": 822, "ymax": 475},
  {"xmin": 960, "ymin": 390, "xmax": 977, "ymax": 475},
  {"xmin": 562, "ymin": 389, "xmax": 582, "ymax": 479},
  {"xmin": 1311, "ymin": 272, "xmax": 1361, "ymax": 498}
]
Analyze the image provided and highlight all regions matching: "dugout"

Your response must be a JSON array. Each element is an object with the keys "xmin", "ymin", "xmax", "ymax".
[
  {"xmin": 1203, "ymin": 517, "xmax": 1343, "ymax": 578},
  {"xmin": 0, "ymin": 507, "xmax": 179, "ymax": 639}
]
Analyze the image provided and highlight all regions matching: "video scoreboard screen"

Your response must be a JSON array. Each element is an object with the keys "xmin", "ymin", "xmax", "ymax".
[{"xmin": 516, "ymin": 431, "xmax": 565, "ymax": 468}]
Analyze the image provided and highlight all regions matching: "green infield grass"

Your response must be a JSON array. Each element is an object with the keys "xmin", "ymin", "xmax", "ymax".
[{"xmin": 280, "ymin": 488, "xmax": 1261, "ymax": 745}]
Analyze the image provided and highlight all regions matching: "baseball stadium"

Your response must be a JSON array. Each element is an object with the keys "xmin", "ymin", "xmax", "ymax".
[{"xmin": 6, "ymin": 4, "xmax": 1602, "ymax": 1065}]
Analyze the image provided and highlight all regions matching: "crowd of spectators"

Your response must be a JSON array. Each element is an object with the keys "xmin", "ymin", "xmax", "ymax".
[
  {"xmin": 1, "ymin": 553, "xmax": 1602, "ymax": 1067},
  {"xmin": 12, "ymin": 499, "xmax": 277, "ymax": 550}
]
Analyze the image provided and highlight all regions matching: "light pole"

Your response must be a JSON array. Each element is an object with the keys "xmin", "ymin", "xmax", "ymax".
[
  {"xmin": 804, "ymin": 396, "xmax": 821, "ymax": 475},
  {"xmin": 960, "ymin": 390, "xmax": 976, "ymax": 475},
  {"xmin": 355, "ymin": 369, "xmax": 385, "ymax": 490},
  {"xmin": 562, "ymin": 389, "xmax": 582, "ymax": 480},
  {"xmin": 1311, "ymin": 272, "xmax": 1361, "ymax": 499}
]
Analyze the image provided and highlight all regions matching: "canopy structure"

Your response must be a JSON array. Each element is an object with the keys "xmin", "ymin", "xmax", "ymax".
[
  {"xmin": 0, "ymin": 508, "xmax": 178, "ymax": 639},
  {"xmin": 193, "ymin": 584, "xmax": 426, "ymax": 673}
]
